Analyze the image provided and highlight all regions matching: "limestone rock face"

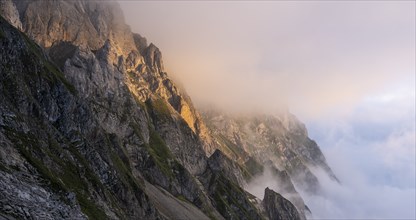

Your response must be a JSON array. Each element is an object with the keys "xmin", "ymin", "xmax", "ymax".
[
  {"xmin": 202, "ymin": 109, "xmax": 338, "ymax": 194},
  {"xmin": 199, "ymin": 164, "xmax": 263, "ymax": 220},
  {"xmin": 263, "ymin": 187, "xmax": 301, "ymax": 220},
  {"xmin": 133, "ymin": 33, "xmax": 148, "ymax": 54},
  {"xmin": 264, "ymin": 165, "xmax": 310, "ymax": 220},
  {"xmin": 10, "ymin": 0, "xmax": 135, "ymax": 55},
  {"xmin": 144, "ymin": 43, "xmax": 164, "ymax": 73},
  {"xmin": 208, "ymin": 149, "xmax": 247, "ymax": 187},
  {"xmin": 201, "ymin": 109, "xmax": 339, "ymax": 218},
  {"xmin": 0, "ymin": 0, "xmax": 22, "ymax": 30}
]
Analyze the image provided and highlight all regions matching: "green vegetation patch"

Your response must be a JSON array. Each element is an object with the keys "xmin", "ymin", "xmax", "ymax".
[
  {"xmin": 0, "ymin": 163, "xmax": 9, "ymax": 172},
  {"xmin": 110, "ymin": 151, "xmax": 144, "ymax": 196},
  {"xmin": 243, "ymin": 157, "xmax": 264, "ymax": 181},
  {"xmin": 18, "ymin": 31, "xmax": 77, "ymax": 95},
  {"xmin": 147, "ymin": 129, "xmax": 174, "ymax": 177},
  {"xmin": 0, "ymin": 28, "xmax": 5, "ymax": 38},
  {"xmin": 210, "ymin": 173, "xmax": 261, "ymax": 220},
  {"xmin": 216, "ymin": 134, "xmax": 247, "ymax": 160},
  {"xmin": 77, "ymin": 193, "xmax": 108, "ymax": 220},
  {"xmin": 176, "ymin": 195, "xmax": 190, "ymax": 203},
  {"xmin": 44, "ymin": 61, "xmax": 77, "ymax": 95},
  {"xmin": 146, "ymin": 98, "xmax": 172, "ymax": 120},
  {"xmin": 127, "ymin": 71, "xmax": 138, "ymax": 82}
]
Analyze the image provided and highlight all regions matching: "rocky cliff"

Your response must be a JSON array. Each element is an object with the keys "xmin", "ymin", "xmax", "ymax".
[
  {"xmin": 201, "ymin": 109, "xmax": 339, "ymax": 219},
  {"xmin": 263, "ymin": 187, "xmax": 301, "ymax": 220},
  {"xmin": 0, "ymin": 0, "xmax": 335, "ymax": 219},
  {"xmin": 202, "ymin": 109, "xmax": 338, "ymax": 192}
]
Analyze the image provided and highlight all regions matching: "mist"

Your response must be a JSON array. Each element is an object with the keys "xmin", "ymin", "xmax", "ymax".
[
  {"xmin": 119, "ymin": 0, "xmax": 414, "ymax": 117},
  {"xmin": 302, "ymin": 81, "xmax": 416, "ymax": 219},
  {"xmin": 245, "ymin": 168, "xmax": 290, "ymax": 201},
  {"xmin": 118, "ymin": 1, "xmax": 415, "ymax": 219}
]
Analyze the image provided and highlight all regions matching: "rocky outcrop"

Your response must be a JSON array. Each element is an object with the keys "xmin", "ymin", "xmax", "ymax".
[
  {"xmin": 9, "ymin": 0, "xmax": 135, "ymax": 56},
  {"xmin": 201, "ymin": 109, "xmax": 339, "ymax": 218},
  {"xmin": 263, "ymin": 187, "xmax": 301, "ymax": 220},
  {"xmin": 0, "ymin": 162, "xmax": 86, "ymax": 219},
  {"xmin": 202, "ymin": 109, "xmax": 338, "ymax": 194},
  {"xmin": 199, "ymin": 167, "xmax": 263, "ymax": 220},
  {"xmin": 208, "ymin": 149, "xmax": 247, "ymax": 187},
  {"xmin": 0, "ymin": 0, "xmax": 22, "ymax": 30},
  {"xmin": 264, "ymin": 165, "xmax": 311, "ymax": 220}
]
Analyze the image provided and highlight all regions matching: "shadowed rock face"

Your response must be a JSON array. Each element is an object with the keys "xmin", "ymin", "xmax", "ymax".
[
  {"xmin": 208, "ymin": 149, "xmax": 247, "ymax": 187},
  {"xmin": 263, "ymin": 188, "xmax": 301, "ymax": 220},
  {"xmin": 0, "ymin": 16, "xmax": 161, "ymax": 219},
  {"xmin": 199, "ymin": 167, "xmax": 263, "ymax": 220}
]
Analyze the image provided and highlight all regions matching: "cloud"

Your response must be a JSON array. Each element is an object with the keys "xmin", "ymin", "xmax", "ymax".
[
  {"xmin": 302, "ymin": 83, "xmax": 415, "ymax": 219},
  {"xmin": 245, "ymin": 168, "xmax": 279, "ymax": 200},
  {"xmin": 303, "ymin": 166, "xmax": 415, "ymax": 219},
  {"xmin": 118, "ymin": 1, "xmax": 415, "ymax": 117}
]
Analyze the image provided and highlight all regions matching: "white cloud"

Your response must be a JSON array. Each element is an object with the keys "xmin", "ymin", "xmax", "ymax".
[
  {"xmin": 303, "ymin": 166, "xmax": 415, "ymax": 219},
  {"xmin": 302, "ymin": 82, "xmax": 415, "ymax": 219}
]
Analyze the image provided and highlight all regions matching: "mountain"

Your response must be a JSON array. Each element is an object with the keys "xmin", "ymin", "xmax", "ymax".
[
  {"xmin": 201, "ymin": 109, "xmax": 339, "ymax": 219},
  {"xmin": 202, "ymin": 109, "xmax": 338, "ymax": 192},
  {"xmin": 0, "ymin": 0, "xmax": 336, "ymax": 219}
]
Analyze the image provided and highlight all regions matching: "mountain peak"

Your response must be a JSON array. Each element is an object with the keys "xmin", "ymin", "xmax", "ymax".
[
  {"xmin": 144, "ymin": 42, "xmax": 164, "ymax": 72},
  {"xmin": 4, "ymin": 0, "xmax": 135, "ymax": 56}
]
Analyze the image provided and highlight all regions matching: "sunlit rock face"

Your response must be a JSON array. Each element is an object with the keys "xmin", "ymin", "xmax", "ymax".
[
  {"xmin": 10, "ymin": 0, "xmax": 135, "ymax": 55},
  {"xmin": 1, "ymin": 0, "xmax": 337, "ymax": 219}
]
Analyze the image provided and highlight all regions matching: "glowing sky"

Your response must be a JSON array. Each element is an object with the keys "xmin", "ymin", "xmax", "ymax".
[
  {"xmin": 119, "ymin": 1, "xmax": 414, "ymax": 117},
  {"xmin": 118, "ymin": 1, "xmax": 415, "ymax": 218}
]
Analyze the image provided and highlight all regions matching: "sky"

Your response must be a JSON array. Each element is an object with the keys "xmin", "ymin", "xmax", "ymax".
[
  {"xmin": 118, "ymin": 1, "xmax": 415, "ymax": 219},
  {"xmin": 303, "ymin": 82, "xmax": 415, "ymax": 219}
]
